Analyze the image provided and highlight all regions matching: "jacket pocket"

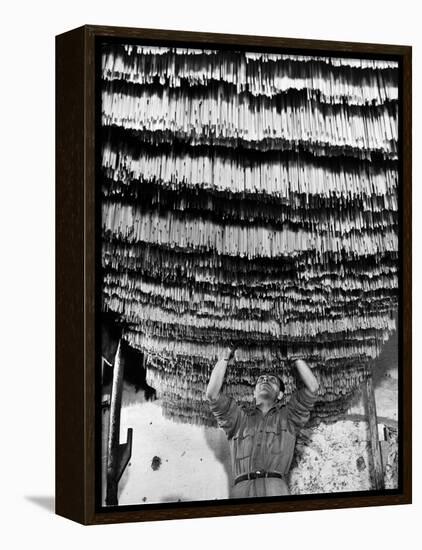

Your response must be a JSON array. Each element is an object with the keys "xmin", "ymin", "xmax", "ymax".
[
  {"xmin": 265, "ymin": 426, "xmax": 287, "ymax": 455},
  {"xmin": 233, "ymin": 427, "xmax": 254, "ymax": 459}
]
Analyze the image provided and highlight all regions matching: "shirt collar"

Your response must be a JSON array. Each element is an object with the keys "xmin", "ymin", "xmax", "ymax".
[{"xmin": 254, "ymin": 400, "xmax": 283, "ymax": 415}]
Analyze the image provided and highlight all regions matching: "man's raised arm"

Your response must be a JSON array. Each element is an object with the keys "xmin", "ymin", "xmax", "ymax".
[
  {"xmin": 205, "ymin": 346, "xmax": 236, "ymax": 401},
  {"xmin": 294, "ymin": 358, "xmax": 319, "ymax": 393},
  {"xmin": 285, "ymin": 358, "xmax": 319, "ymax": 435}
]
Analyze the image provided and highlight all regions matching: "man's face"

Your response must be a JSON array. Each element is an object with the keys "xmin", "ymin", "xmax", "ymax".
[{"xmin": 254, "ymin": 374, "xmax": 282, "ymax": 403}]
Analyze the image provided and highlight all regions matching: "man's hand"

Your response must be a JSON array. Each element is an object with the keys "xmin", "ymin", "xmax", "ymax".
[{"xmin": 223, "ymin": 344, "xmax": 236, "ymax": 363}]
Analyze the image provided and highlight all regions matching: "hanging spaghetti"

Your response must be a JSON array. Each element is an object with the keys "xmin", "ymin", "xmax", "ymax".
[{"xmin": 100, "ymin": 44, "xmax": 399, "ymax": 426}]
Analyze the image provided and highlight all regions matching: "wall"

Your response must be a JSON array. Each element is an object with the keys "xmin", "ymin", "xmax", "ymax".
[
  {"xmin": 110, "ymin": 407, "xmax": 398, "ymax": 504},
  {"xmin": 290, "ymin": 421, "xmax": 398, "ymax": 494},
  {"xmin": 102, "ymin": 397, "xmax": 231, "ymax": 505}
]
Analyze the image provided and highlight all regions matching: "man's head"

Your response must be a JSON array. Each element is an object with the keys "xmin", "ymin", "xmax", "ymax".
[{"xmin": 254, "ymin": 373, "xmax": 285, "ymax": 405}]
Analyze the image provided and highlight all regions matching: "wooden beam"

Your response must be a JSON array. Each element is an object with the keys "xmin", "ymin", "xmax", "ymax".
[
  {"xmin": 364, "ymin": 374, "xmax": 384, "ymax": 490},
  {"xmin": 105, "ymin": 340, "xmax": 133, "ymax": 505}
]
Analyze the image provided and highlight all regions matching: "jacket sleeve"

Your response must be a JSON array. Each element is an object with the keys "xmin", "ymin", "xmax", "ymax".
[
  {"xmin": 286, "ymin": 386, "xmax": 318, "ymax": 435},
  {"xmin": 208, "ymin": 393, "xmax": 244, "ymax": 439}
]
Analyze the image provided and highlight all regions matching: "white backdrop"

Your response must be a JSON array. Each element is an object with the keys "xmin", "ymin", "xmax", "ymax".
[{"xmin": 0, "ymin": 1, "xmax": 419, "ymax": 548}]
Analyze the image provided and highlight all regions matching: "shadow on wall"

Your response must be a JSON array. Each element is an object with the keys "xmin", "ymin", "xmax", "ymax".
[
  {"xmin": 372, "ymin": 326, "xmax": 398, "ymax": 386},
  {"xmin": 343, "ymin": 325, "xmax": 398, "ymax": 416},
  {"xmin": 25, "ymin": 496, "xmax": 55, "ymax": 513},
  {"xmin": 203, "ymin": 418, "xmax": 232, "ymax": 495}
]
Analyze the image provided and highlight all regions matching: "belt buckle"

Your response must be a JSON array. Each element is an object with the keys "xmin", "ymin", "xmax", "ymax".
[{"xmin": 255, "ymin": 470, "xmax": 264, "ymax": 478}]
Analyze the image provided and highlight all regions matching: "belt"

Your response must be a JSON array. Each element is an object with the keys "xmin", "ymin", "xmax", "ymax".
[{"xmin": 234, "ymin": 470, "xmax": 284, "ymax": 485}]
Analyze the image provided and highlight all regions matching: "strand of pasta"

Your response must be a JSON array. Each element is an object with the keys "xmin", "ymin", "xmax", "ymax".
[
  {"xmin": 102, "ymin": 47, "xmax": 398, "ymax": 103},
  {"xmin": 102, "ymin": 86, "xmax": 398, "ymax": 153},
  {"xmin": 102, "ymin": 143, "xmax": 398, "ymax": 200},
  {"xmin": 102, "ymin": 295, "xmax": 396, "ymax": 338},
  {"xmin": 117, "ymin": 44, "xmax": 397, "ymax": 68},
  {"xmin": 102, "ymin": 240, "xmax": 398, "ymax": 278},
  {"xmin": 99, "ymin": 44, "xmax": 399, "ymax": 424},
  {"xmin": 103, "ymin": 271, "xmax": 398, "ymax": 306},
  {"xmin": 102, "ymin": 202, "xmax": 399, "ymax": 259}
]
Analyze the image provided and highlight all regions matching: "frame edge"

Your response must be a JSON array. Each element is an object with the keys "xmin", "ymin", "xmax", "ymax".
[{"xmin": 56, "ymin": 26, "xmax": 87, "ymax": 525}]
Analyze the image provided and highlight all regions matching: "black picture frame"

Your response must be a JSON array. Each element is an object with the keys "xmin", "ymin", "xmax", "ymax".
[{"xmin": 56, "ymin": 25, "xmax": 412, "ymax": 525}]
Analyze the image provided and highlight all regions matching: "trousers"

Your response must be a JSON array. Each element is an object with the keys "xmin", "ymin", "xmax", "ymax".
[{"xmin": 231, "ymin": 476, "xmax": 290, "ymax": 498}]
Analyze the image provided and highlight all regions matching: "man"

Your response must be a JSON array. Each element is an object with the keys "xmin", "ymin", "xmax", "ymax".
[{"xmin": 205, "ymin": 346, "xmax": 319, "ymax": 498}]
